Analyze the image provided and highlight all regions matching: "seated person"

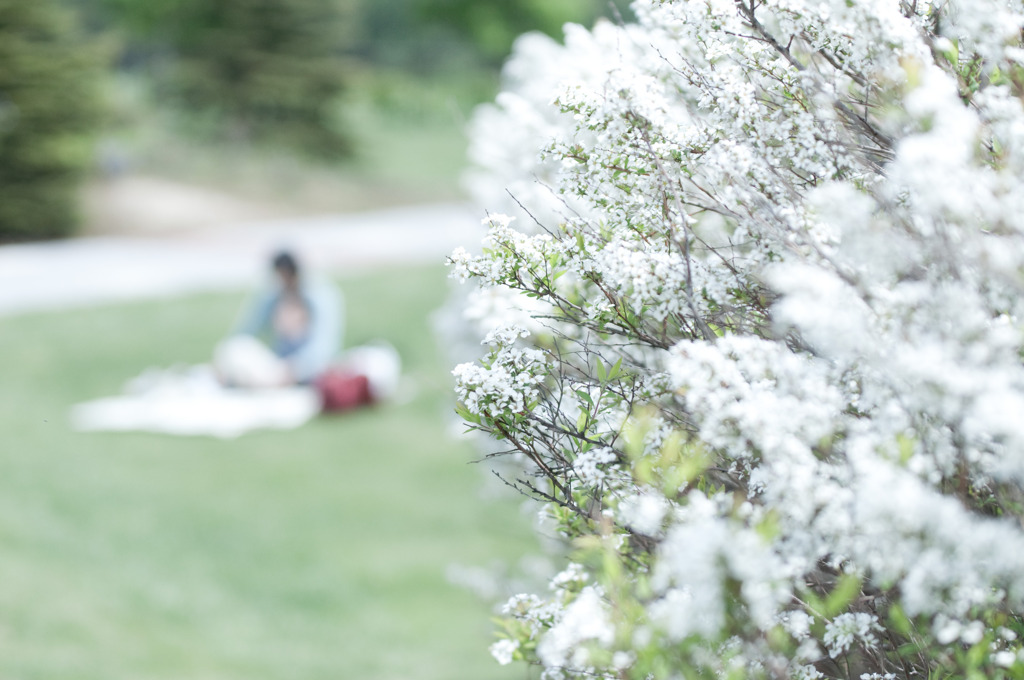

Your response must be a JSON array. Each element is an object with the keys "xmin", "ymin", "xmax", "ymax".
[{"xmin": 217, "ymin": 250, "xmax": 343, "ymax": 388}]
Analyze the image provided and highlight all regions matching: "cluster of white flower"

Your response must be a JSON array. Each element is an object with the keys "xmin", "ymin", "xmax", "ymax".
[
  {"xmin": 489, "ymin": 638, "xmax": 519, "ymax": 665},
  {"xmin": 823, "ymin": 613, "xmax": 881, "ymax": 658},
  {"xmin": 449, "ymin": 0, "xmax": 1024, "ymax": 678},
  {"xmin": 451, "ymin": 325, "xmax": 546, "ymax": 421},
  {"xmin": 537, "ymin": 586, "xmax": 615, "ymax": 669}
]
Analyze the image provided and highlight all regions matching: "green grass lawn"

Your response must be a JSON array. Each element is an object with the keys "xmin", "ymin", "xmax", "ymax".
[{"xmin": 0, "ymin": 264, "xmax": 538, "ymax": 679}]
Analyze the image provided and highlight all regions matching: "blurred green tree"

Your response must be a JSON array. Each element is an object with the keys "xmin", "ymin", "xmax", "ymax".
[
  {"xmin": 0, "ymin": 0, "xmax": 104, "ymax": 240},
  {"xmin": 95, "ymin": 0, "xmax": 357, "ymax": 158},
  {"xmin": 419, "ymin": 0, "xmax": 631, "ymax": 64},
  {"xmin": 170, "ymin": 0, "xmax": 356, "ymax": 157},
  {"xmin": 354, "ymin": 0, "xmax": 472, "ymax": 72}
]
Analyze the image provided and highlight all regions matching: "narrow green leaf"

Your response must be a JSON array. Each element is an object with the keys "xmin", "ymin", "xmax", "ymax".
[
  {"xmin": 824, "ymin": 573, "xmax": 862, "ymax": 617},
  {"xmin": 607, "ymin": 356, "xmax": 623, "ymax": 382}
]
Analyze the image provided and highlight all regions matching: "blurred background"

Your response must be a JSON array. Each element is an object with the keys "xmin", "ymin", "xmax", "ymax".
[
  {"xmin": 0, "ymin": 0, "xmax": 631, "ymax": 240},
  {"xmin": 0, "ymin": 0, "xmax": 632, "ymax": 678}
]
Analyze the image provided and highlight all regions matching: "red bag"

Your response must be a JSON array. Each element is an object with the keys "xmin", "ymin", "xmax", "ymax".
[{"xmin": 314, "ymin": 369, "xmax": 373, "ymax": 412}]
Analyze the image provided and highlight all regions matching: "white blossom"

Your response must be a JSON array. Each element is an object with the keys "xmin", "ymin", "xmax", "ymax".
[
  {"xmin": 490, "ymin": 638, "xmax": 519, "ymax": 665},
  {"xmin": 823, "ymin": 613, "xmax": 881, "ymax": 658},
  {"xmin": 449, "ymin": 0, "xmax": 1024, "ymax": 677},
  {"xmin": 536, "ymin": 587, "xmax": 614, "ymax": 669}
]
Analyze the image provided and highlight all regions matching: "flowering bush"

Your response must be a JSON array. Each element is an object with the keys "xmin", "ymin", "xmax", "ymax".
[{"xmin": 449, "ymin": 1, "xmax": 1024, "ymax": 679}]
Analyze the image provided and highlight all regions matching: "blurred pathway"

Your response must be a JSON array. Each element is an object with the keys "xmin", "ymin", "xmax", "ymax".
[{"xmin": 0, "ymin": 203, "xmax": 480, "ymax": 317}]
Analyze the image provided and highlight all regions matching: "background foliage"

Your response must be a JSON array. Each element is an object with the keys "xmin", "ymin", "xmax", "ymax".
[
  {"xmin": 0, "ymin": 0, "xmax": 104, "ymax": 240},
  {"xmin": 92, "ymin": 0, "xmax": 359, "ymax": 157},
  {"xmin": 0, "ymin": 0, "xmax": 629, "ymax": 240}
]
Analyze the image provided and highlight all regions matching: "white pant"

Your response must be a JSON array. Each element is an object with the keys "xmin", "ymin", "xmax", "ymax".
[{"xmin": 213, "ymin": 335, "xmax": 290, "ymax": 388}]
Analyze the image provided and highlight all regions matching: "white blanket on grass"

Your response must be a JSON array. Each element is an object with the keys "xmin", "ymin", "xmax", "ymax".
[
  {"xmin": 70, "ymin": 365, "xmax": 322, "ymax": 438},
  {"xmin": 70, "ymin": 343, "xmax": 402, "ymax": 439}
]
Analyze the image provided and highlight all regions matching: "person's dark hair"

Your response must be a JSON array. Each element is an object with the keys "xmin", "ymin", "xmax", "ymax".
[{"xmin": 272, "ymin": 251, "xmax": 299, "ymax": 278}]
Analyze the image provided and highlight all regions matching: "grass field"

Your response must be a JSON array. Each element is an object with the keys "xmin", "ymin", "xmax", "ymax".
[{"xmin": 0, "ymin": 264, "xmax": 539, "ymax": 679}]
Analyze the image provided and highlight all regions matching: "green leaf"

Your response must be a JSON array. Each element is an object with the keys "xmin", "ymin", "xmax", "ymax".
[
  {"xmin": 888, "ymin": 604, "xmax": 913, "ymax": 637},
  {"xmin": 824, "ymin": 573, "xmax": 862, "ymax": 618},
  {"xmin": 754, "ymin": 509, "xmax": 781, "ymax": 542},
  {"xmin": 607, "ymin": 356, "xmax": 623, "ymax": 382},
  {"xmin": 454, "ymin": 402, "xmax": 480, "ymax": 425},
  {"xmin": 897, "ymin": 433, "xmax": 915, "ymax": 465}
]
